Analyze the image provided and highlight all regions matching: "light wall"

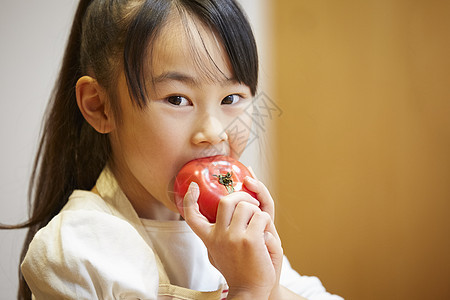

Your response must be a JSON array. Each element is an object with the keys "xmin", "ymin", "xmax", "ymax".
[
  {"xmin": 274, "ymin": 0, "xmax": 450, "ymax": 299},
  {"xmin": 0, "ymin": 1, "xmax": 78, "ymax": 299},
  {"xmin": 238, "ymin": 0, "xmax": 276, "ymax": 189}
]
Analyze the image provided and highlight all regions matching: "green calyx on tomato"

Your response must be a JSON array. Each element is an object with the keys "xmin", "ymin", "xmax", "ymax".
[
  {"xmin": 213, "ymin": 172, "xmax": 234, "ymax": 194},
  {"xmin": 174, "ymin": 155, "xmax": 257, "ymax": 223}
]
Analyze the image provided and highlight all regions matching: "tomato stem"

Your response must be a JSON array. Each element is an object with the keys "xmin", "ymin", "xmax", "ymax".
[{"xmin": 213, "ymin": 172, "xmax": 234, "ymax": 194}]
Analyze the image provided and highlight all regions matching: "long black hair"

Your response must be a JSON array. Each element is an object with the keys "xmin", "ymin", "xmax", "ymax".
[{"xmin": 0, "ymin": 0, "xmax": 258, "ymax": 298}]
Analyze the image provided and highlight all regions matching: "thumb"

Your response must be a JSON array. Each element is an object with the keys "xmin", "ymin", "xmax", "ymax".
[
  {"xmin": 183, "ymin": 182, "xmax": 211, "ymax": 238},
  {"xmin": 183, "ymin": 181, "xmax": 200, "ymax": 209}
]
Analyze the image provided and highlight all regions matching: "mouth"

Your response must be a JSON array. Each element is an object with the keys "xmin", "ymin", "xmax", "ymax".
[
  {"xmin": 190, "ymin": 145, "xmax": 230, "ymax": 162},
  {"xmin": 191, "ymin": 152, "xmax": 229, "ymax": 162}
]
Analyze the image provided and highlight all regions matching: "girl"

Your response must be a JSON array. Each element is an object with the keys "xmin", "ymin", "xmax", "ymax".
[{"xmin": 11, "ymin": 0, "xmax": 343, "ymax": 299}]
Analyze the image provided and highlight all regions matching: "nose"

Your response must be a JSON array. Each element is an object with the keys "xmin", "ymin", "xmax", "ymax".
[{"xmin": 191, "ymin": 114, "xmax": 228, "ymax": 146}]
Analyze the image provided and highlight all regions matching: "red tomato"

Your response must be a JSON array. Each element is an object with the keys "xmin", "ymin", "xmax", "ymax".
[{"xmin": 174, "ymin": 155, "xmax": 257, "ymax": 223}]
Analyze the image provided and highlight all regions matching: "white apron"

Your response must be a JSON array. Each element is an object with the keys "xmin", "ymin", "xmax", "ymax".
[{"xmin": 94, "ymin": 167, "xmax": 227, "ymax": 300}]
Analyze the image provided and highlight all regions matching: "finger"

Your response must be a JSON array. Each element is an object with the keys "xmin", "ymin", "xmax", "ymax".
[
  {"xmin": 243, "ymin": 176, "xmax": 275, "ymax": 220},
  {"xmin": 264, "ymin": 222, "xmax": 283, "ymax": 264},
  {"xmin": 264, "ymin": 231, "xmax": 283, "ymax": 267},
  {"xmin": 264, "ymin": 231, "xmax": 281, "ymax": 253},
  {"xmin": 247, "ymin": 165, "xmax": 258, "ymax": 179},
  {"xmin": 247, "ymin": 211, "xmax": 280, "ymax": 241},
  {"xmin": 183, "ymin": 182, "xmax": 211, "ymax": 238},
  {"xmin": 215, "ymin": 191, "xmax": 260, "ymax": 228},
  {"xmin": 265, "ymin": 219, "xmax": 281, "ymax": 243},
  {"xmin": 228, "ymin": 201, "xmax": 262, "ymax": 231},
  {"xmin": 246, "ymin": 211, "xmax": 272, "ymax": 236}
]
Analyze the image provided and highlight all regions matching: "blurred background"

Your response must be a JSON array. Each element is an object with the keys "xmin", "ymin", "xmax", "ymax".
[
  {"xmin": 1, "ymin": 0, "xmax": 450, "ymax": 299},
  {"xmin": 274, "ymin": 0, "xmax": 450, "ymax": 299}
]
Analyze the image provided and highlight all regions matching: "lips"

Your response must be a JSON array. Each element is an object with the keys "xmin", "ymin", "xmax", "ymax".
[
  {"xmin": 191, "ymin": 153, "xmax": 228, "ymax": 163},
  {"xmin": 192, "ymin": 148, "xmax": 229, "ymax": 161},
  {"xmin": 188, "ymin": 147, "xmax": 230, "ymax": 164}
]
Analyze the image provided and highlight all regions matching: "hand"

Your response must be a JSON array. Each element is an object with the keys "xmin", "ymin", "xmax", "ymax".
[
  {"xmin": 243, "ymin": 175, "xmax": 284, "ymax": 299},
  {"xmin": 245, "ymin": 166, "xmax": 275, "ymax": 220},
  {"xmin": 183, "ymin": 181, "xmax": 283, "ymax": 299}
]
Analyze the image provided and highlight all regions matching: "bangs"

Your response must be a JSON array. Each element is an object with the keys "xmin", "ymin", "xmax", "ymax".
[
  {"xmin": 123, "ymin": 0, "xmax": 258, "ymax": 108},
  {"xmin": 172, "ymin": 7, "xmax": 233, "ymax": 85}
]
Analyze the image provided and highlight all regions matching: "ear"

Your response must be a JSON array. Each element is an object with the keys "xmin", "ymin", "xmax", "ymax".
[{"xmin": 76, "ymin": 76, "xmax": 115, "ymax": 134}]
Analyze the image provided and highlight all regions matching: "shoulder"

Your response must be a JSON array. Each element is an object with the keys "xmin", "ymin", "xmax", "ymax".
[
  {"xmin": 62, "ymin": 189, "xmax": 112, "ymax": 212},
  {"xmin": 22, "ymin": 194, "xmax": 159, "ymax": 299}
]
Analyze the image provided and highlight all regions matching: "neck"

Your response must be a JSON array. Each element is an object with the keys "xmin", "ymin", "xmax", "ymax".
[{"xmin": 108, "ymin": 160, "xmax": 180, "ymax": 221}]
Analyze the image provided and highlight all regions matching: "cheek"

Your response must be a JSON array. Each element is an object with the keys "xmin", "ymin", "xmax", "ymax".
[
  {"xmin": 119, "ymin": 109, "xmax": 185, "ymax": 157},
  {"xmin": 226, "ymin": 112, "xmax": 253, "ymax": 159},
  {"xmin": 112, "ymin": 112, "xmax": 189, "ymax": 196}
]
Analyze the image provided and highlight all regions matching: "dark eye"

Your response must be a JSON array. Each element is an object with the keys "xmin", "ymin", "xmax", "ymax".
[
  {"xmin": 221, "ymin": 94, "xmax": 241, "ymax": 105},
  {"xmin": 167, "ymin": 96, "xmax": 191, "ymax": 106}
]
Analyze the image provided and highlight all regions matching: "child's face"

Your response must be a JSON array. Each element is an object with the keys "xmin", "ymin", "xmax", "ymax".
[{"xmin": 109, "ymin": 15, "xmax": 254, "ymax": 218}]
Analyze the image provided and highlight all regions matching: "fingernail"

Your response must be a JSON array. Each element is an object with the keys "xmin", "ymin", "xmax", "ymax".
[
  {"xmin": 245, "ymin": 176, "xmax": 257, "ymax": 185},
  {"xmin": 247, "ymin": 166, "xmax": 258, "ymax": 179},
  {"xmin": 186, "ymin": 182, "xmax": 199, "ymax": 203}
]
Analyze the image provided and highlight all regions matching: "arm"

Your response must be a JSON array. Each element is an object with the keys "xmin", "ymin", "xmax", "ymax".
[
  {"xmin": 278, "ymin": 256, "xmax": 345, "ymax": 300},
  {"xmin": 271, "ymin": 285, "xmax": 308, "ymax": 300}
]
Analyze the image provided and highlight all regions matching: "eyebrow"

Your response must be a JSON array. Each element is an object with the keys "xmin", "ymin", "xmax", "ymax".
[{"xmin": 153, "ymin": 71, "xmax": 239, "ymax": 86}]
